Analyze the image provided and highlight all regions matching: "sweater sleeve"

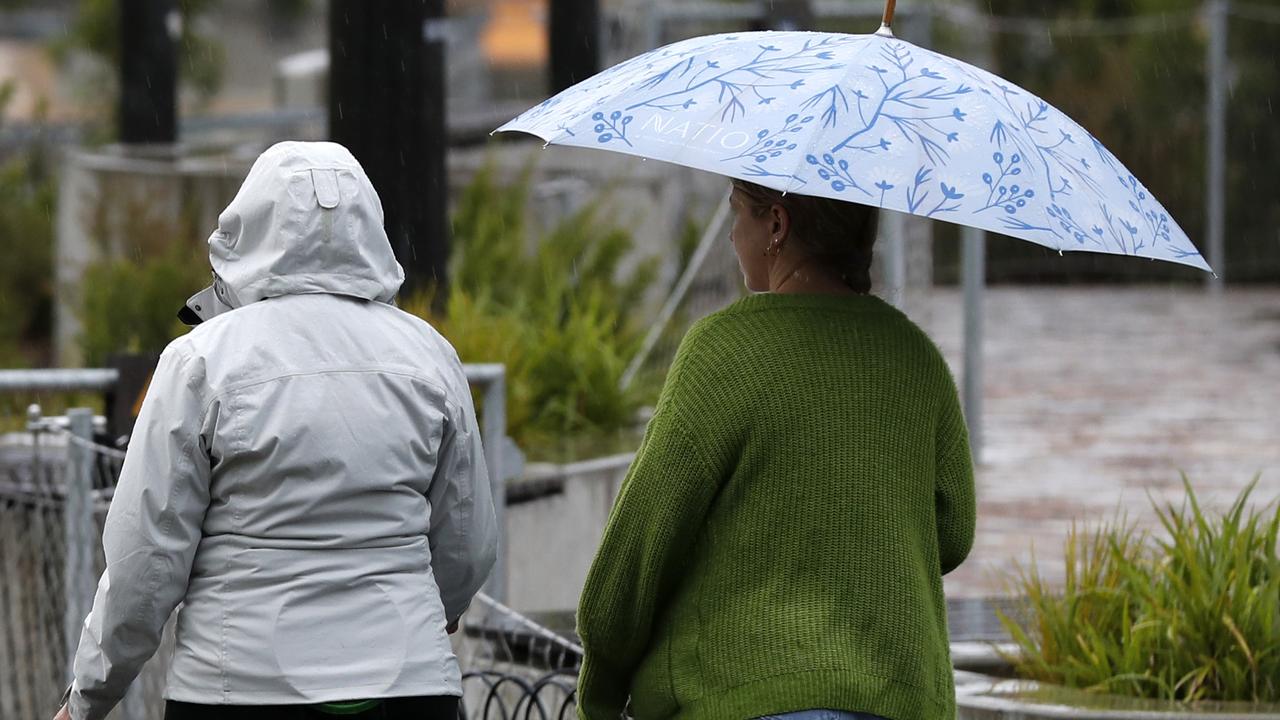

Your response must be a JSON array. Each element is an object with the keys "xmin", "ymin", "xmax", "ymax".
[
  {"xmin": 934, "ymin": 375, "xmax": 976, "ymax": 575},
  {"xmin": 575, "ymin": 408, "xmax": 718, "ymax": 719}
]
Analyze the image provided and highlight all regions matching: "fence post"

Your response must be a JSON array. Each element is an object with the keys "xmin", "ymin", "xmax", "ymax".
[
  {"xmin": 961, "ymin": 227, "xmax": 985, "ymax": 464},
  {"xmin": 481, "ymin": 370, "xmax": 507, "ymax": 604},
  {"xmin": 882, "ymin": 210, "xmax": 907, "ymax": 309},
  {"xmin": 1205, "ymin": 0, "xmax": 1228, "ymax": 291},
  {"xmin": 63, "ymin": 409, "xmax": 96, "ymax": 683}
]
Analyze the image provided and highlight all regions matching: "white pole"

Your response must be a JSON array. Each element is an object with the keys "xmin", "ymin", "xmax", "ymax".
[
  {"xmin": 1206, "ymin": 0, "xmax": 1228, "ymax": 291},
  {"xmin": 481, "ymin": 370, "xmax": 507, "ymax": 604},
  {"xmin": 961, "ymin": 227, "xmax": 985, "ymax": 464},
  {"xmin": 883, "ymin": 210, "xmax": 907, "ymax": 309},
  {"xmin": 958, "ymin": 0, "xmax": 993, "ymax": 466},
  {"xmin": 63, "ymin": 409, "xmax": 95, "ymax": 682}
]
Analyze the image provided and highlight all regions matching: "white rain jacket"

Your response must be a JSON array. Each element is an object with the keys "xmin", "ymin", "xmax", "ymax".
[{"xmin": 68, "ymin": 142, "xmax": 498, "ymax": 720}]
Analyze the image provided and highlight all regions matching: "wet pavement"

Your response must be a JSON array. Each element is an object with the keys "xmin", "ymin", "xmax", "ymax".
[{"xmin": 914, "ymin": 287, "xmax": 1280, "ymax": 598}]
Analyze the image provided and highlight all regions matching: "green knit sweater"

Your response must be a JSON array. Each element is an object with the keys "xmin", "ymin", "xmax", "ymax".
[{"xmin": 575, "ymin": 292, "xmax": 976, "ymax": 720}]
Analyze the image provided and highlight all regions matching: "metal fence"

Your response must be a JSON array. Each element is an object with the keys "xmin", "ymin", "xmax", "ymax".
[
  {"xmin": 456, "ymin": 594, "xmax": 581, "ymax": 720},
  {"xmin": 0, "ymin": 365, "xmax": 583, "ymax": 720},
  {"xmin": 0, "ymin": 409, "xmax": 133, "ymax": 719},
  {"xmin": 0, "ymin": 431, "xmax": 70, "ymax": 719}
]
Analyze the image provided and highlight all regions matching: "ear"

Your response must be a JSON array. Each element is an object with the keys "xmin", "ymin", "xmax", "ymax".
[{"xmin": 770, "ymin": 203, "xmax": 791, "ymax": 241}]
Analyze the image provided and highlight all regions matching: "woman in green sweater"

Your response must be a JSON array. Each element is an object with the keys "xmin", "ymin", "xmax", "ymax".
[{"xmin": 574, "ymin": 179, "xmax": 976, "ymax": 720}]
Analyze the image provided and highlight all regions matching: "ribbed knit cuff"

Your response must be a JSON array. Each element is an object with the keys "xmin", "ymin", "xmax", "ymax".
[{"xmin": 576, "ymin": 651, "xmax": 628, "ymax": 720}]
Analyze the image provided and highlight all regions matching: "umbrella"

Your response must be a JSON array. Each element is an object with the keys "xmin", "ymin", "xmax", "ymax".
[{"xmin": 496, "ymin": 3, "xmax": 1210, "ymax": 272}]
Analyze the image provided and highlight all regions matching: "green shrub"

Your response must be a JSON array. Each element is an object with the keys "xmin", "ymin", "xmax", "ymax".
[
  {"xmin": 999, "ymin": 476, "xmax": 1280, "ymax": 705},
  {"xmin": 0, "ymin": 83, "xmax": 55, "ymax": 366},
  {"xmin": 76, "ymin": 185, "xmax": 208, "ymax": 366},
  {"xmin": 78, "ymin": 243, "xmax": 207, "ymax": 366},
  {"xmin": 405, "ymin": 162, "xmax": 659, "ymax": 456}
]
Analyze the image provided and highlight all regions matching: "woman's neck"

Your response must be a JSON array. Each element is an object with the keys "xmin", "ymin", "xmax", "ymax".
[{"xmin": 770, "ymin": 257, "xmax": 859, "ymax": 296}]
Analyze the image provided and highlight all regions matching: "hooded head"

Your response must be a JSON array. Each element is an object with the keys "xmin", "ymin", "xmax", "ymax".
[{"xmin": 179, "ymin": 141, "xmax": 404, "ymax": 324}]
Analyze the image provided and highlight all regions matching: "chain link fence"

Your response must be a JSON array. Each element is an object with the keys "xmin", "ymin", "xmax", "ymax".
[
  {"xmin": 0, "ymin": 412, "xmax": 149, "ymax": 719},
  {"xmin": 0, "ymin": 434, "xmax": 72, "ymax": 719}
]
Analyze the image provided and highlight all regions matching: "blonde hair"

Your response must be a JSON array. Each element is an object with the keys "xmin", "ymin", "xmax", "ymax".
[{"xmin": 730, "ymin": 179, "xmax": 878, "ymax": 294}]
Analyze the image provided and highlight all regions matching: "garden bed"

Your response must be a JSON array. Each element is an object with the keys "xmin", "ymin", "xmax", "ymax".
[{"xmin": 956, "ymin": 672, "xmax": 1280, "ymax": 719}]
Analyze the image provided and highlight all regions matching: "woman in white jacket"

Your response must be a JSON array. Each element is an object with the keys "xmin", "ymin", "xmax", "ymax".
[{"xmin": 54, "ymin": 142, "xmax": 499, "ymax": 720}]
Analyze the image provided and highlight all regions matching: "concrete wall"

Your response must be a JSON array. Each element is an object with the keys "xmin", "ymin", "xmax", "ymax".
[{"xmin": 504, "ymin": 453, "xmax": 632, "ymax": 613}]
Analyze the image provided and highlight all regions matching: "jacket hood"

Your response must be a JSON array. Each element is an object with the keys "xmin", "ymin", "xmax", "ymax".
[{"xmin": 207, "ymin": 141, "xmax": 404, "ymax": 308}]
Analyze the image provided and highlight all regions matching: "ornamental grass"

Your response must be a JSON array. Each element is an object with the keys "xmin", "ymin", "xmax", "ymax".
[{"xmin": 998, "ymin": 476, "xmax": 1280, "ymax": 705}]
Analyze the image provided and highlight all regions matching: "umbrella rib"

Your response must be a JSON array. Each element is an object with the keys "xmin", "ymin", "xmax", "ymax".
[
  {"xmin": 783, "ymin": 39, "xmax": 886, "ymax": 197},
  {"xmin": 624, "ymin": 38, "xmax": 837, "ymax": 114}
]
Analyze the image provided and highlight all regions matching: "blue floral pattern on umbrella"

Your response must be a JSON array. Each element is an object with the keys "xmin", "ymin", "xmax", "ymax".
[{"xmin": 497, "ymin": 30, "xmax": 1209, "ymax": 271}]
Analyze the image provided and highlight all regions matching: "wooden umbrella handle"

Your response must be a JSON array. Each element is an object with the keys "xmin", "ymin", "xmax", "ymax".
[{"xmin": 882, "ymin": 0, "xmax": 897, "ymax": 29}]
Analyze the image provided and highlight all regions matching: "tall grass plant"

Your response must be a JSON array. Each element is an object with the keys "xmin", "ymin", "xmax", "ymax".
[
  {"xmin": 999, "ymin": 476, "xmax": 1280, "ymax": 705},
  {"xmin": 405, "ymin": 163, "xmax": 662, "ymax": 457}
]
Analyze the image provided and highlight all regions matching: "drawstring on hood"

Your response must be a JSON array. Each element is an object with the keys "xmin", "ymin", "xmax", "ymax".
[{"xmin": 180, "ymin": 141, "xmax": 405, "ymax": 324}]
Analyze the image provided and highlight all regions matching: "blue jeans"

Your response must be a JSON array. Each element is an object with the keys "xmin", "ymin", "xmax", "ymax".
[{"xmin": 752, "ymin": 707, "xmax": 885, "ymax": 712}]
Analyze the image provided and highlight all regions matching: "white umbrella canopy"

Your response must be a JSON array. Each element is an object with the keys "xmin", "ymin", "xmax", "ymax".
[{"xmin": 497, "ymin": 7, "xmax": 1210, "ymax": 272}]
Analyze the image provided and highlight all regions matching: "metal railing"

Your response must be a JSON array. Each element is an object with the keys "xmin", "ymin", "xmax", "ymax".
[
  {"xmin": 466, "ymin": 363, "xmax": 511, "ymax": 604},
  {"xmin": 459, "ymin": 594, "xmax": 581, "ymax": 720},
  {"xmin": 0, "ymin": 368, "xmax": 121, "ymax": 393}
]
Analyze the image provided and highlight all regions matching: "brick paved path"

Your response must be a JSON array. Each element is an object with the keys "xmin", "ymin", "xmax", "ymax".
[{"xmin": 913, "ymin": 287, "xmax": 1280, "ymax": 598}]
